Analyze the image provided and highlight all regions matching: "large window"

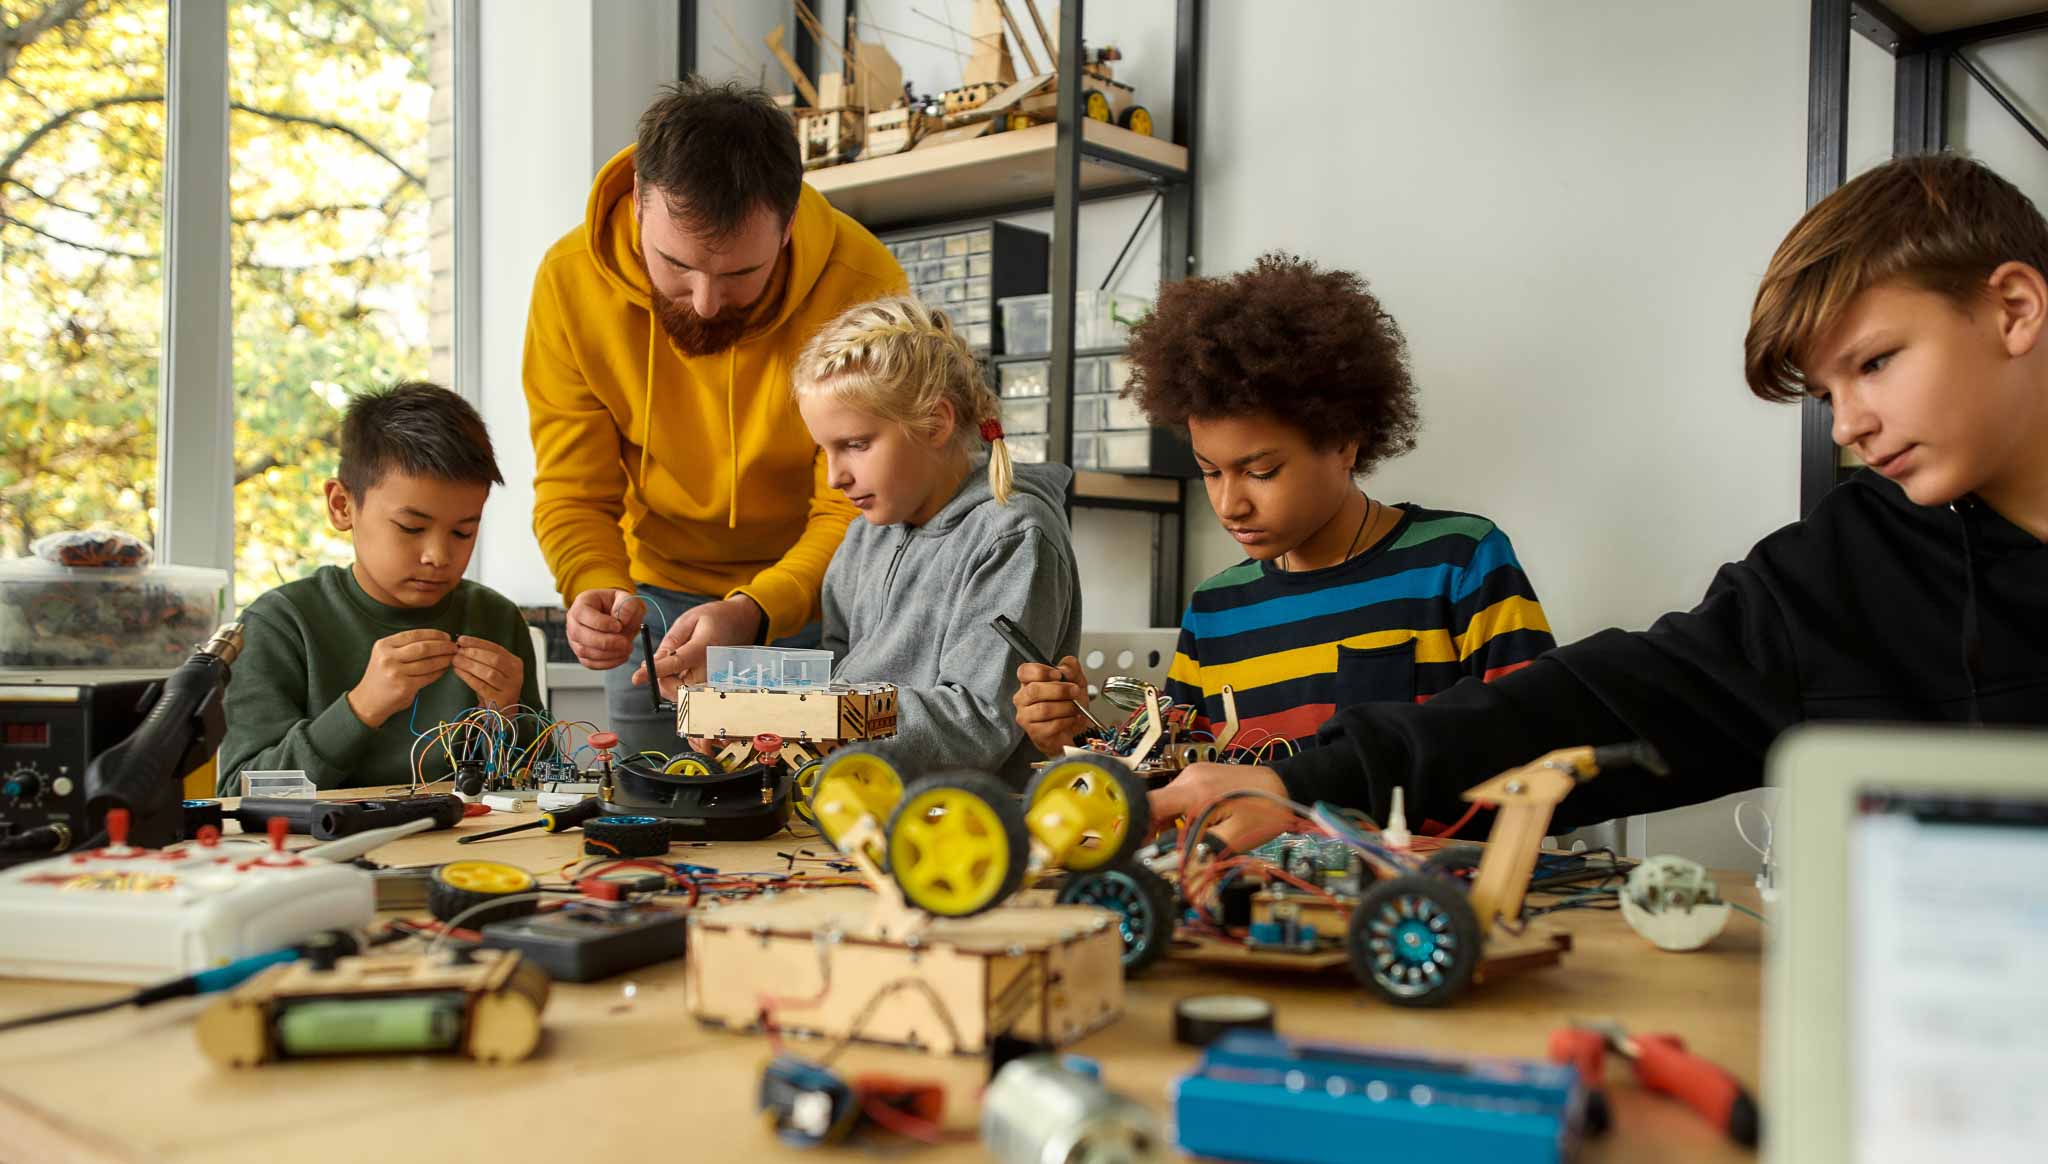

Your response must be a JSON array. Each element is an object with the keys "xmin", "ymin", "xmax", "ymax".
[
  {"xmin": 228, "ymin": 0, "xmax": 444, "ymax": 596},
  {"xmin": 0, "ymin": 1, "xmax": 170, "ymax": 557}
]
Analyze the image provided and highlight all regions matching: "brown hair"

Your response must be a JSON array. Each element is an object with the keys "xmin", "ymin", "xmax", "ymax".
[
  {"xmin": 635, "ymin": 77, "xmax": 802, "ymax": 239},
  {"xmin": 1745, "ymin": 153, "xmax": 2048, "ymax": 402},
  {"xmin": 792, "ymin": 296, "xmax": 1015, "ymax": 505},
  {"xmin": 1123, "ymin": 252, "xmax": 1420, "ymax": 475}
]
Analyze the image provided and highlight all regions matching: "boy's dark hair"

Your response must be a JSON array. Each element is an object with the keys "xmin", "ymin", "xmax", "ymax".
[
  {"xmin": 635, "ymin": 77, "xmax": 802, "ymax": 240},
  {"xmin": 1746, "ymin": 153, "xmax": 2048, "ymax": 402},
  {"xmin": 337, "ymin": 381, "xmax": 503, "ymax": 498},
  {"xmin": 1124, "ymin": 252, "xmax": 1420, "ymax": 475}
]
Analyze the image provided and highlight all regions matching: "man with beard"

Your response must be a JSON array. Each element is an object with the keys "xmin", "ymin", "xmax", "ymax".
[{"xmin": 522, "ymin": 79, "xmax": 905, "ymax": 754}]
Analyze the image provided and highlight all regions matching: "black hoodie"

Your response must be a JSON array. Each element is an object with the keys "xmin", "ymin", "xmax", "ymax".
[{"xmin": 1274, "ymin": 470, "xmax": 2048, "ymax": 832}]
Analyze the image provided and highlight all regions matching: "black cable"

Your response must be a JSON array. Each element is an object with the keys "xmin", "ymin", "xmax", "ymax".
[{"xmin": 0, "ymin": 994, "xmax": 138, "ymax": 1034}]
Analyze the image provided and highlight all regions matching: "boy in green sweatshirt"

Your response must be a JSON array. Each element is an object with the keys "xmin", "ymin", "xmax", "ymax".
[{"xmin": 219, "ymin": 382, "xmax": 543, "ymax": 793}]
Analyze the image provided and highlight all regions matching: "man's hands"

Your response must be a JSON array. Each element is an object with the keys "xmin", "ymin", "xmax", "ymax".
[
  {"xmin": 566, "ymin": 588, "xmax": 647, "ymax": 669},
  {"xmin": 1148, "ymin": 762, "xmax": 1297, "ymax": 853},
  {"xmin": 346, "ymin": 629, "xmax": 459, "ymax": 728},
  {"xmin": 632, "ymin": 594, "xmax": 766, "ymax": 698},
  {"xmin": 453, "ymin": 635, "xmax": 524, "ymax": 710},
  {"xmin": 1012, "ymin": 655, "xmax": 1093, "ymax": 757}
]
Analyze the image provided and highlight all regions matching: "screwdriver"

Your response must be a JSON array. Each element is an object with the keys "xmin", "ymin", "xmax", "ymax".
[
  {"xmin": 456, "ymin": 796, "xmax": 604, "ymax": 845},
  {"xmin": 1577, "ymin": 1020, "xmax": 1759, "ymax": 1147}
]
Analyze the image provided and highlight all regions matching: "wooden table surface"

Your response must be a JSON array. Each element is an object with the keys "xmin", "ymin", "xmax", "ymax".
[{"xmin": 0, "ymin": 808, "xmax": 1764, "ymax": 1163}]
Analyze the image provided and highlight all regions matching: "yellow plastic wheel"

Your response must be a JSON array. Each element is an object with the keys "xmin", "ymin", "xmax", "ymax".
[
  {"xmin": 1084, "ymin": 89, "xmax": 1111, "ymax": 122},
  {"xmin": 886, "ymin": 773, "xmax": 1027, "ymax": 917},
  {"xmin": 1006, "ymin": 111, "xmax": 1034, "ymax": 132},
  {"xmin": 791, "ymin": 757, "xmax": 825, "ymax": 829},
  {"xmin": 429, "ymin": 860, "xmax": 539, "ymax": 927},
  {"xmin": 1023, "ymin": 755, "xmax": 1150, "ymax": 872},
  {"xmin": 1119, "ymin": 105, "xmax": 1153, "ymax": 136},
  {"xmin": 665, "ymin": 751, "xmax": 722, "ymax": 777},
  {"xmin": 437, "ymin": 860, "xmax": 535, "ymax": 894},
  {"xmin": 811, "ymin": 746, "xmax": 912, "ymax": 857}
]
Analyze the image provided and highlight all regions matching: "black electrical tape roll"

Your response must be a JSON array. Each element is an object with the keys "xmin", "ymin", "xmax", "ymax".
[
  {"xmin": 582, "ymin": 814, "xmax": 672, "ymax": 858},
  {"xmin": 1173, "ymin": 994, "xmax": 1276, "ymax": 1048},
  {"xmin": 181, "ymin": 799, "xmax": 225, "ymax": 839}
]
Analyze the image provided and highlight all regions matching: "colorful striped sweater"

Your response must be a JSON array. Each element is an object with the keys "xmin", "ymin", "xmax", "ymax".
[{"xmin": 1163, "ymin": 504, "xmax": 1555, "ymax": 750}]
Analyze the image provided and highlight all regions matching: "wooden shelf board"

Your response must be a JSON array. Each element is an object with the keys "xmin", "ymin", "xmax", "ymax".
[{"xmin": 807, "ymin": 121, "xmax": 1188, "ymax": 229}]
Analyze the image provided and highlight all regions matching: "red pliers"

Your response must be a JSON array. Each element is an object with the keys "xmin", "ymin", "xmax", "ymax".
[{"xmin": 1546, "ymin": 1020, "xmax": 1760, "ymax": 1148}]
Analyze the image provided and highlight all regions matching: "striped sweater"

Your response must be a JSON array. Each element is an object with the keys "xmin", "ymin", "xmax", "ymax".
[{"xmin": 1164, "ymin": 505, "xmax": 1555, "ymax": 750}]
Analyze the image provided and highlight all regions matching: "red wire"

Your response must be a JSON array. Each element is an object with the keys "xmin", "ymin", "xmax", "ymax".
[{"xmin": 1427, "ymin": 800, "xmax": 1487, "ymax": 839}]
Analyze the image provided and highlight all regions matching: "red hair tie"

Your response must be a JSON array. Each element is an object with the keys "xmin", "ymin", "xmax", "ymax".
[{"xmin": 979, "ymin": 419, "xmax": 1004, "ymax": 442}]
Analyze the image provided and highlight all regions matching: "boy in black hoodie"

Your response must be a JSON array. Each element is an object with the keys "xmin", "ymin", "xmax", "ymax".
[{"xmin": 1154, "ymin": 153, "xmax": 2048, "ymax": 850}]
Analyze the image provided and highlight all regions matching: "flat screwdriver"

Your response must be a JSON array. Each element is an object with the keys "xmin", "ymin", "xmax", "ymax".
[{"xmin": 456, "ymin": 797, "xmax": 604, "ymax": 845}]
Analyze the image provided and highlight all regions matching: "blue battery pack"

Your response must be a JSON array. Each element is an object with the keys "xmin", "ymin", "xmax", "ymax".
[{"xmin": 1172, "ymin": 1031, "xmax": 1588, "ymax": 1164}]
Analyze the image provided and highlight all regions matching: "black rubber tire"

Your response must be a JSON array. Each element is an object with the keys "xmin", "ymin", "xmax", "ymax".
[
  {"xmin": 1346, "ymin": 874, "xmax": 1482, "ymax": 1008},
  {"xmin": 884, "ymin": 771, "xmax": 1027, "ymax": 918},
  {"xmin": 664, "ymin": 750, "xmax": 725, "ymax": 777},
  {"xmin": 790, "ymin": 758, "xmax": 824, "ymax": 829},
  {"xmin": 427, "ymin": 860, "xmax": 539, "ymax": 928},
  {"xmin": 1056, "ymin": 860, "xmax": 1179, "ymax": 975},
  {"xmin": 583, "ymin": 814, "xmax": 674, "ymax": 858},
  {"xmin": 1422, "ymin": 845, "xmax": 1484, "ymax": 883},
  {"xmin": 1023, "ymin": 753, "xmax": 1151, "ymax": 871}
]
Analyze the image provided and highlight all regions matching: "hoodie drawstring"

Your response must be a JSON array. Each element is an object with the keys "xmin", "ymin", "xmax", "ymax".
[
  {"xmin": 639, "ymin": 321, "xmax": 657, "ymax": 493},
  {"xmin": 727, "ymin": 348, "xmax": 738, "ymax": 530},
  {"xmin": 1952, "ymin": 499, "xmax": 1986, "ymax": 725}
]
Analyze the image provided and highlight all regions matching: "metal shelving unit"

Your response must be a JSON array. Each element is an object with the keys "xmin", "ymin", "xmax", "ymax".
[
  {"xmin": 685, "ymin": 1, "xmax": 1202, "ymax": 626},
  {"xmin": 1801, "ymin": 0, "xmax": 2048, "ymax": 516}
]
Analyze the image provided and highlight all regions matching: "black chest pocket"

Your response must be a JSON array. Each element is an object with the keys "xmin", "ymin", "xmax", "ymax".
[{"xmin": 1332, "ymin": 640, "xmax": 1418, "ymax": 707}]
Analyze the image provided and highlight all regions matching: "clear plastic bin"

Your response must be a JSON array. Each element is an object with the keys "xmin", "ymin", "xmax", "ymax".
[
  {"xmin": 1000, "ymin": 360, "xmax": 1049, "ymax": 398},
  {"xmin": 944, "ymin": 233, "xmax": 970, "ymax": 257},
  {"xmin": 963, "ymin": 299, "xmax": 991, "ymax": 324},
  {"xmin": 0, "ymin": 559, "xmax": 228, "ymax": 669},
  {"xmin": 942, "ymin": 279, "xmax": 968, "ymax": 303},
  {"xmin": 1106, "ymin": 393, "xmax": 1149, "ymax": 430},
  {"xmin": 242, "ymin": 770, "xmax": 315, "ymax": 799},
  {"xmin": 1001, "ymin": 396, "xmax": 1049, "ymax": 435},
  {"xmin": 1073, "ymin": 356, "xmax": 1106, "ymax": 395},
  {"xmin": 965, "ymin": 275, "xmax": 990, "ymax": 301},
  {"xmin": 963, "ymin": 322, "xmax": 992, "ymax": 350},
  {"xmin": 997, "ymin": 291, "xmax": 1153, "ymax": 356},
  {"xmin": 998, "ymin": 294, "xmax": 1051, "ymax": 356},
  {"xmin": 707, "ymin": 645, "xmax": 834, "ymax": 690},
  {"xmin": 966, "ymin": 227, "xmax": 992, "ymax": 254},
  {"xmin": 1105, "ymin": 355, "xmax": 1133, "ymax": 393},
  {"xmin": 1072, "ymin": 393, "xmax": 1109, "ymax": 433},
  {"xmin": 1072, "ymin": 432, "xmax": 1099, "ymax": 470},
  {"xmin": 941, "ymin": 257, "xmax": 968, "ymax": 280},
  {"xmin": 918, "ymin": 259, "xmax": 945, "ymax": 282},
  {"xmin": 918, "ymin": 237, "xmax": 946, "ymax": 260},
  {"xmin": 1008, "ymin": 434, "xmax": 1048, "ymax": 464},
  {"xmin": 968, "ymin": 253, "xmax": 992, "ymax": 278},
  {"xmin": 1096, "ymin": 430, "xmax": 1152, "ymax": 471}
]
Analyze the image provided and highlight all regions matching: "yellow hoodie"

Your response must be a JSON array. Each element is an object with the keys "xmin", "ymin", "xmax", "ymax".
[{"xmin": 523, "ymin": 146, "xmax": 906, "ymax": 639}]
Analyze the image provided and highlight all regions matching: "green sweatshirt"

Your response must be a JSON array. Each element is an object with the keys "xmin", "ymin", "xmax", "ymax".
[{"xmin": 218, "ymin": 565, "xmax": 544, "ymax": 793}]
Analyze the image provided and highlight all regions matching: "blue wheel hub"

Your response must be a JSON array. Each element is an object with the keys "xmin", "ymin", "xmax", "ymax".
[
  {"xmin": 1070, "ymin": 872, "xmax": 1152, "ymax": 955},
  {"xmin": 1390, "ymin": 918, "xmax": 1438, "ymax": 964}
]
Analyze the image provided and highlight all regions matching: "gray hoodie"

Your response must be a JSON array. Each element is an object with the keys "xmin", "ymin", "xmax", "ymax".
[{"xmin": 821, "ymin": 455, "xmax": 1081, "ymax": 788}]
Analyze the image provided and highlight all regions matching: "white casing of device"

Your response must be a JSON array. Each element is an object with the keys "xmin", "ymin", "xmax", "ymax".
[{"xmin": 0, "ymin": 839, "xmax": 374, "ymax": 984}]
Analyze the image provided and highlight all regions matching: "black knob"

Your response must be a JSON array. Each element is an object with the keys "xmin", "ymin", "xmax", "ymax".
[{"xmin": 3, "ymin": 772, "xmax": 43, "ymax": 801}]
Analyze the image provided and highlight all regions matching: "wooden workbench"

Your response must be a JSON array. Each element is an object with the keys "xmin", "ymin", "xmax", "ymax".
[{"xmin": 0, "ymin": 810, "xmax": 1763, "ymax": 1163}]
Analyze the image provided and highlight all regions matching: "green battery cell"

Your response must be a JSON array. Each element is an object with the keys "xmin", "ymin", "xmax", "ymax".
[{"xmin": 273, "ymin": 994, "xmax": 466, "ymax": 1057}]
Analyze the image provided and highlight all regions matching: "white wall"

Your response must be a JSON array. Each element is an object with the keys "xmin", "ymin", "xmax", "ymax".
[
  {"xmin": 476, "ymin": 1, "xmax": 678, "ymax": 608},
  {"xmin": 1952, "ymin": 31, "xmax": 2048, "ymax": 201}
]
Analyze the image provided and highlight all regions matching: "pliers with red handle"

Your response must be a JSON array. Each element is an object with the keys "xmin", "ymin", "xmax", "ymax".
[{"xmin": 1546, "ymin": 1020, "xmax": 1760, "ymax": 1148}]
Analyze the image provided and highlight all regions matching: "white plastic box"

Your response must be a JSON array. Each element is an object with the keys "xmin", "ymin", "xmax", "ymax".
[
  {"xmin": 706, "ymin": 646, "xmax": 834, "ymax": 690},
  {"xmin": 1001, "ymin": 397, "xmax": 1050, "ymax": 435},
  {"xmin": 1000, "ymin": 361, "xmax": 1050, "ymax": 398},
  {"xmin": 0, "ymin": 559, "xmax": 228, "ymax": 670}
]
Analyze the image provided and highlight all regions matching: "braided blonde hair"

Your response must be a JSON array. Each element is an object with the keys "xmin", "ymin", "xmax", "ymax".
[{"xmin": 792, "ymin": 295, "xmax": 1014, "ymax": 505}]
